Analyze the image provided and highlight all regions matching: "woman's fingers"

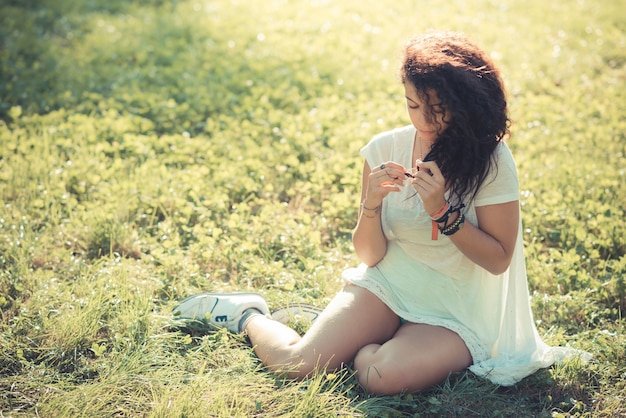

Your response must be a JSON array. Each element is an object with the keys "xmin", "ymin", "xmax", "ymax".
[
  {"xmin": 411, "ymin": 161, "xmax": 446, "ymax": 210},
  {"xmin": 417, "ymin": 160, "xmax": 443, "ymax": 180},
  {"xmin": 367, "ymin": 161, "xmax": 406, "ymax": 200},
  {"xmin": 377, "ymin": 161, "xmax": 407, "ymax": 183}
]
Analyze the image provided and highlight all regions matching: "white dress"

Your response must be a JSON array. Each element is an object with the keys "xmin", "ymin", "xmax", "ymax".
[{"xmin": 343, "ymin": 125, "xmax": 589, "ymax": 386}]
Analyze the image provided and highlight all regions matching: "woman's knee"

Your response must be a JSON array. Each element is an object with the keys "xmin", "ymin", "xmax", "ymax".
[
  {"xmin": 353, "ymin": 343, "xmax": 402, "ymax": 394},
  {"xmin": 353, "ymin": 342, "xmax": 452, "ymax": 395}
]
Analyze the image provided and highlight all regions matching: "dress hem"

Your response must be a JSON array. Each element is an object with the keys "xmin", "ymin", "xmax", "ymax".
[{"xmin": 344, "ymin": 278, "xmax": 492, "ymax": 366}]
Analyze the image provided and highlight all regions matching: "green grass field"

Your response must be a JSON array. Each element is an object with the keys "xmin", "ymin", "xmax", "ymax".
[{"xmin": 1, "ymin": 0, "xmax": 624, "ymax": 416}]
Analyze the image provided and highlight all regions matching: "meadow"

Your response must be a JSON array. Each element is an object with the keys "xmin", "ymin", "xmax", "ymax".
[{"xmin": 0, "ymin": 0, "xmax": 624, "ymax": 416}]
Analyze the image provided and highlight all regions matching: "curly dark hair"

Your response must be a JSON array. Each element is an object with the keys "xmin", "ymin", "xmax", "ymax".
[{"xmin": 400, "ymin": 31, "xmax": 510, "ymax": 205}]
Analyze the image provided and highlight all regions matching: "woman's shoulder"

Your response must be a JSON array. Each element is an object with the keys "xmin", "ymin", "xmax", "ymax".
[
  {"xmin": 493, "ymin": 141, "xmax": 518, "ymax": 174},
  {"xmin": 365, "ymin": 125, "xmax": 414, "ymax": 152},
  {"xmin": 370, "ymin": 125, "xmax": 414, "ymax": 143},
  {"xmin": 474, "ymin": 141, "xmax": 519, "ymax": 206},
  {"xmin": 361, "ymin": 125, "xmax": 414, "ymax": 164},
  {"xmin": 495, "ymin": 140, "xmax": 513, "ymax": 157}
]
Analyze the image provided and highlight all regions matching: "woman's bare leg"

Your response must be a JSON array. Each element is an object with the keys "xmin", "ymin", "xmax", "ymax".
[
  {"xmin": 353, "ymin": 322, "xmax": 472, "ymax": 394},
  {"xmin": 244, "ymin": 284, "xmax": 401, "ymax": 379}
]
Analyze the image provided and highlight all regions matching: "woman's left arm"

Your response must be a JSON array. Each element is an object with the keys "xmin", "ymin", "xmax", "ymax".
[
  {"xmin": 413, "ymin": 160, "xmax": 519, "ymax": 275},
  {"xmin": 445, "ymin": 201, "xmax": 519, "ymax": 275}
]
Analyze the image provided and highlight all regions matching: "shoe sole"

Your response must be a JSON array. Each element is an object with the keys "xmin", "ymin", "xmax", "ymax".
[{"xmin": 271, "ymin": 304, "xmax": 322, "ymax": 325}]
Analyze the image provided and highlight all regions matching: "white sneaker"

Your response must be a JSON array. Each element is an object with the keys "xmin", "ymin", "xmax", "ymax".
[
  {"xmin": 271, "ymin": 304, "xmax": 322, "ymax": 326},
  {"xmin": 172, "ymin": 292, "xmax": 270, "ymax": 333}
]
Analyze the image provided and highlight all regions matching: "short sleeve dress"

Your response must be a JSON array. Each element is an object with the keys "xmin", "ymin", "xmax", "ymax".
[{"xmin": 343, "ymin": 125, "xmax": 589, "ymax": 386}]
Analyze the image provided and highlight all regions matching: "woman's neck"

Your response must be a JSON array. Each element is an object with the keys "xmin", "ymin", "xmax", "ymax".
[{"xmin": 413, "ymin": 130, "xmax": 434, "ymax": 165}]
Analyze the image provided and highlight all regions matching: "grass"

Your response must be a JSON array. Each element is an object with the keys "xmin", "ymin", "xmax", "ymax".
[{"xmin": 0, "ymin": 0, "xmax": 625, "ymax": 416}]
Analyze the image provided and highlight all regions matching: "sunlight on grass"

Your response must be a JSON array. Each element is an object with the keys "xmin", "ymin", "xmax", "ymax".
[{"xmin": 1, "ymin": 0, "xmax": 624, "ymax": 416}]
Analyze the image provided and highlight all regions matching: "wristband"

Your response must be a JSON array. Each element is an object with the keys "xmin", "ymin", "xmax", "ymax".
[
  {"xmin": 429, "ymin": 202, "xmax": 450, "ymax": 221},
  {"xmin": 360, "ymin": 202, "xmax": 381, "ymax": 218}
]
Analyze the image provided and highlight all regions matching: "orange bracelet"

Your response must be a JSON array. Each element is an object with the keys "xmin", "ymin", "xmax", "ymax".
[
  {"xmin": 429, "ymin": 202, "xmax": 449, "ymax": 219},
  {"xmin": 431, "ymin": 220, "xmax": 439, "ymax": 240},
  {"xmin": 429, "ymin": 202, "xmax": 449, "ymax": 240}
]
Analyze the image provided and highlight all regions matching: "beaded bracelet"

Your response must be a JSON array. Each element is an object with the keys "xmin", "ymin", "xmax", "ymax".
[{"xmin": 440, "ymin": 212, "xmax": 465, "ymax": 236}]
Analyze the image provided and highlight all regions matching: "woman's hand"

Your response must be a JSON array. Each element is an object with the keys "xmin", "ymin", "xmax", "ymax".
[
  {"xmin": 354, "ymin": 161, "xmax": 405, "ymax": 266},
  {"xmin": 364, "ymin": 161, "xmax": 407, "ymax": 205},
  {"xmin": 411, "ymin": 160, "xmax": 447, "ymax": 215}
]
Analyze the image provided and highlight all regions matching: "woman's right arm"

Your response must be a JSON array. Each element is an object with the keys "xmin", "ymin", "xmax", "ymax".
[{"xmin": 352, "ymin": 160, "xmax": 404, "ymax": 266}]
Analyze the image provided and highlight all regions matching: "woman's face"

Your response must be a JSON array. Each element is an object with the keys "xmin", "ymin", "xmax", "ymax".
[{"xmin": 404, "ymin": 82, "xmax": 449, "ymax": 142}]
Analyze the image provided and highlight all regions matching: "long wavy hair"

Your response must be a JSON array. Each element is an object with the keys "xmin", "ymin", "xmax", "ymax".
[{"xmin": 400, "ymin": 31, "xmax": 510, "ymax": 205}]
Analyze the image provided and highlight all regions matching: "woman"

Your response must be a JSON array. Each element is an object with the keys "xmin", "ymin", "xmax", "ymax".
[{"xmin": 174, "ymin": 31, "xmax": 586, "ymax": 394}]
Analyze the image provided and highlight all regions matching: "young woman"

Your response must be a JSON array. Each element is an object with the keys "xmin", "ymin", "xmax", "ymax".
[{"xmin": 174, "ymin": 31, "xmax": 587, "ymax": 394}]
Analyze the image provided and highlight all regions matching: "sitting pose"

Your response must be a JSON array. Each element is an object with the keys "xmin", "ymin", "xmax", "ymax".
[{"xmin": 174, "ymin": 31, "xmax": 586, "ymax": 395}]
